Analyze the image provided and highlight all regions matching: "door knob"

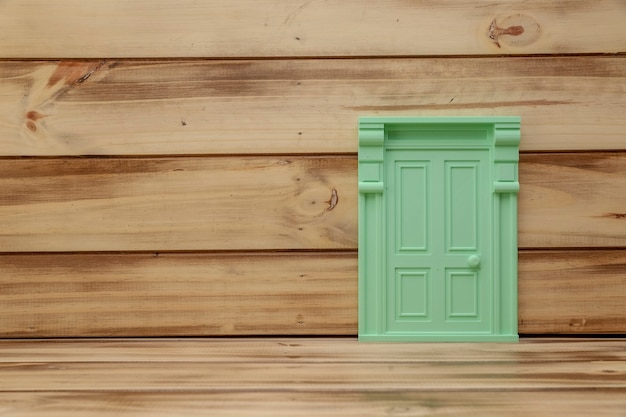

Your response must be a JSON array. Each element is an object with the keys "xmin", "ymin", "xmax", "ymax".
[{"xmin": 467, "ymin": 255, "xmax": 481, "ymax": 268}]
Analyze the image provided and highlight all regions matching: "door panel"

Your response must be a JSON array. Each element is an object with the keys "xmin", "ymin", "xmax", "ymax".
[
  {"xmin": 446, "ymin": 162, "xmax": 478, "ymax": 251},
  {"xmin": 386, "ymin": 149, "xmax": 491, "ymax": 334},
  {"xmin": 395, "ymin": 162, "xmax": 429, "ymax": 252}
]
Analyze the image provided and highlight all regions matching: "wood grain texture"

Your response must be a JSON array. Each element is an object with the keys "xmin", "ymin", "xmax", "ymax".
[
  {"xmin": 0, "ymin": 157, "xmax": 357, "ymax": 252},
  {"xmin": 2, "ymin": 391, "xmax": 625, "ymax": 417},
  {"xmin": 519, "ymin": 250, "xmax": 626, "ymax": 334},
  {"xmin": 2, "ymin": 338, "xmax": 625, "ymax": 363},
  {"xmin": 1, "ymin": 250, "xmax": 624, "ymax": 337},
  {"xmin": 1, "ymin": 153, "xmax": 625, "ymax": 252},
  {"xmin": 1, "ymin": 57, "xmax": 625, "ymax": 156},
  {"xmin": 2, "ymin": 361, "xmax": 625, "ymax": 392},
  {"xmin": 519, "ymin": 153, "xmax": 626, "ymax": 248},
  {"xmin": 1, "ymin": 338, "xmax": 624, "ymax": 416},
  {"xmin": 1, "ymin": 0, "xmax": 625, "ymax": 58},
  {"xmin": 0, "ymin": 253, "xmax": 356, "ymax": 337}
]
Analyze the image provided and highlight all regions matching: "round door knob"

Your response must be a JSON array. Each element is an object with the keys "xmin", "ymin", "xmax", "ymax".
[{"xmin": 467, "ymin": 255, "xmax": 481, "ymax": 268}]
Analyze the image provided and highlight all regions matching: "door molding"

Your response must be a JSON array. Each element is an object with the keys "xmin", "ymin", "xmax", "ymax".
[{"xmin": 358, "ymin": 117, "xmax": 520, "ymax": 342}]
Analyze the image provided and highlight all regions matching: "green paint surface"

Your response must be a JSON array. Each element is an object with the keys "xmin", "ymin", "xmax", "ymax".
[{"xmin": 358, "ymin": 117, "xmax": 520, "ymax": 342}]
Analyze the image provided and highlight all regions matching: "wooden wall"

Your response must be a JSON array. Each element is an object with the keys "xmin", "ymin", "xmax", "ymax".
[{"xmin": 1, "ymin": 1, "xmax": 625, "ymax": 337}]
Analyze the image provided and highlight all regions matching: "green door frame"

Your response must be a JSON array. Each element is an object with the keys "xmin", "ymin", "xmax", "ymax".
[{"xmin": 358, "ymin": 117, "xmax": 520, "ymax": 342}]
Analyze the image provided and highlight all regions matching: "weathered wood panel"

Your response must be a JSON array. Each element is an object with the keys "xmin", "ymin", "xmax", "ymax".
[
  {"xmin": 1, "ymin": 250, "xmax": 624, "ymax": 337},
  {"xmin": 0, "ymin": 253, "xmax": 357, "ymax": 337},
  {"xmin": 518, "ymin": 250, "xmax": 626, "ymax": 334},
  {"xmin": 519, "ymin": 153, "xmax": 626, "ymax": 248},
  {"xmin": 1, "ymin": 57, "xmax": 625, "ymax": 156},
  {"xmin": 3, "ymin": 338, "xmax": 626, "ymax": 363},
  {"xmin": 1, "ymin": 1, "xmax": 625, "ymax": 58},
  {"xmin": 0, "ymin": 157, "xmax": 358, "ymax": 252},
  {"xmin": 2, "ymin": 361, "xmax": 626, "ymax": 391},
  {"xmin": 2, "ymin": 391, "xmax": 625, "ymax": 417},
  {"xmin": 1, "ymin": 339, "xmax": 624, "ymax": 416},
  {"xmin": 1, "ymin": 153, "xmax": 625, "ymax": 252}
]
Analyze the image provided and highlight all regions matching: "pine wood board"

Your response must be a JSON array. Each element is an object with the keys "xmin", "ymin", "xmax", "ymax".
[
  {"xmin": 1, "ymin": 1, "xmax": 624, "ymax": 58},
  {"xmin": 0, "ymin": 157, "xmax": 358, "ymax": 252},
  {"xmin": 0, "ymin": 253, "xmax": 357, "ymax": 337},
  {"xmin": 0, "ymin": 338, "xmax": 624, "ymax": 416},
  {"xmin": 2, "ymin": 391, "xmax": 625, "ymax": 417},
  {"xmin": 7, "ymin": 390, "xmax": 626, "ymax": 417},
  {"xmin": 518, "ymin": 153, "xmax": 626, "ymax": 248},
  {"xmin": 1, "ymin": 57, "xmax": 625, "ymax": 156},
  {"xmin": 0, "ymin": 250, "xmax": 624, "ymax": 337},
  {"xmin": 518, "ymin": 250, "xmax": 626, "ymax": 334},
  {"xmin": 1, "ymin": 338, "xmax": 625, "ymax": 363},
  {"xmin": 1, "ymin": 153, "xmax": 626, "ymax": 252},
  {"xmin": 1, "ymin": 360, "xmax": 625, "ymax": 392}
]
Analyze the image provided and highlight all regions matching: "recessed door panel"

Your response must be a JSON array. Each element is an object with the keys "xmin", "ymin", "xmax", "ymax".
[
  {"xmin": 395, "ymin": 162, "xmax": 429, "ymax": 252},
  {"xmin": 446, "ymin": 162, "xmax": 478, "ymax": 252},
  {"xmin": 446, "ymin": 269, "xmax": 479, "ymax": 319},
  {"xmin": 394, "ymin": 269, "xmax": 430, "ymax": 319}
]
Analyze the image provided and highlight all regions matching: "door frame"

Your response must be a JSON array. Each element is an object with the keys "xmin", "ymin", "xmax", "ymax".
[{"xmin": 358, "ymin": 116, "xmax": 520, "ymax": 342}]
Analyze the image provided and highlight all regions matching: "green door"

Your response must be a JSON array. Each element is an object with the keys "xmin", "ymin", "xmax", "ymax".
[
  {"xmin": 358, "ymin": 116, "xmax": 520, "ymax": 342},
  {"xmin": 385, "ymin": 149, "xmax": 492, "ymax": 335}
]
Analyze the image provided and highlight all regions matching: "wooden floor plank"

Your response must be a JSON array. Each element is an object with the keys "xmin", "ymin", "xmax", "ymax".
[
  {"xmin": 1, "ymin": 359, "xmax": 625, "ymax": 392},
  {"xmin": 2, "ymin": 391, "xmax": 626, "ymax": 417},
  {"xmin": 1, "ymin": 338, "xmax": 625, "ymax": 363},
  {"xmin": 1, "ymin": 57, "xmax": 625, "ymax": 156},
  {"xmin": 1, "ymin": 0, "xmax": 624, "ymax": 58},
  {"xmin": 1, "ymin": 338, "xmax": 624, "ymax": 415},
  {"xmin": 1, "ymin": 250, "xmax": 625, "ymax": 337},
  {"xmin": 1, "ymin": 153, "xmax": 626, "ymax": 252}
]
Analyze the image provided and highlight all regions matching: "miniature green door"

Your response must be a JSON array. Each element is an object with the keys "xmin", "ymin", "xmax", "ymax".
[
  {"xmin": 386, "ymin": 149, "xmax": 491, "ymax": 334},
  {"xmin": 358, "ymin": 117, "xmax": 520, "ymax": 342}
]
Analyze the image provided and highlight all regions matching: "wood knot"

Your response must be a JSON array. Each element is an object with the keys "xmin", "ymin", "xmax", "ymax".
[
  {"xmin": 26, "ymin": 120, "xmax": 38, "ymax": 132},
  {"xmin": 26, "ymin": 111, "xmax": 45, "ymax": 121},
  {"xmin": 488, "ymin": 14, "xmax": 540, "ymax": 48},
  {"xmin": 326, "ymin": 188, "xmax": 339, "ymax": 211},
  {"xmin": 25, "ymin": 111, "xmax": 46, "ymax": 133}
]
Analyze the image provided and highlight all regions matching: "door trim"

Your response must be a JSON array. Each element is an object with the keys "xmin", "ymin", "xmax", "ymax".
[{"xmin": 358, "ymin": 117, "xmax": 520, "ymax": 342}]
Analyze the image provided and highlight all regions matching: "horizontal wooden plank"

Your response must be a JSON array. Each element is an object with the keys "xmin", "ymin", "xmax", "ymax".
[
  {"xmin": 1, "ymin": 153, "xmax": 625, "ymax": 252},
  {"xmin": 2, "ymin": 338, "xmax": 625, "ymax": 363},
  {"xmin": 2, "ymin": 391, "xmax": 625, "ymax": 417},
  {"xmin": 1, "ymin": 338, "xmax": 624, "ymax": 416},
  {"xmin": 0, "ymin": 157, "xmax": 358, "ymax": 252},
  {"xmin": 0, "ymin": 250, "xmax": 624, "ymax": 337},
  {"xmin": 2, "ymin": 361, "xmax": 625, "ymax": 392},
  {"xmin": 1, "ymin": 57, "xmax": 625, "ymax": 156},
  {"xmin": 518, "ymin": 153, "xmax": 626, "ymax": 248},
  {"xmin": 1, "ymin": 1, "xmax": 624, "ymax": 58},
  {"xmin": 518, "ymin": 250, "xmax": 626, "ymax": 334},
  {"xmin": 0, "ymin": 253, "xmax": 357, "ymax": 337}
]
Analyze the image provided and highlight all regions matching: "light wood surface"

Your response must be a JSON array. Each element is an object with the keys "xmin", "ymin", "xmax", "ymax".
[
  {"xmin": 2, "ymin": 338, "xmax": 625, "ymax": 363},
  {"xmin": 3, "ymin": 361, "xmax": 626, "ymax": 391},
  {"xmin": 1, "ymin": 57, "xmax": 625, "ymax": 156},
  {"xmin": 1, "ymin": 250, "xmax": 624, "ymax": 337},
  {"xmin": 0, "ymin": 157, "xmax": 358, "ymax": 252},
  {"xmin": 518, "ymin": 152, "xmax": 626, "ymax": 248},
  {"xmin": 1, "ymin": 0, "xmax": 624, "ymax": 58},
  {"xmin": 0, "ymin": 252, "xmax": 356, "ymax": 337},
  {"xmin": 2, "ymin": 391, "xmax": 625, "ymax": 417},
  {"xmin": 518, "ymin": 250, "xmax": 626, "ymax": 334},
  {"xmin": 1, "ymin": 153, "xmax": 625, "ymax": 252},
  {"xmin": 0, "ymin": 338, "xmax": 624, "ymax": 416}
]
